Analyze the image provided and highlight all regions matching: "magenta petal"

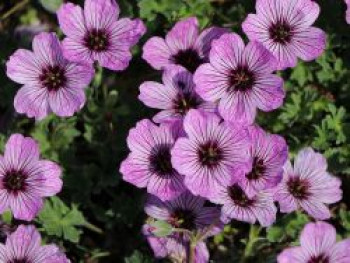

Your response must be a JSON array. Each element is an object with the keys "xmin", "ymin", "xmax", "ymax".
[
  {"xmin": 194, "ymin": 26, "xmax": 229, "ymax": 58},
  {"xmin": 36, "ymin": 160, "xmax": 63, "ymax": 197},
  {"xmin": 9, "ymin": 192, "xmax": 43, "ymax": 221},
  {"xmin": 61, "ymin": 37, "xmax": 93, "ymax": 64},
  {"xmin": 142, "ymin": 37, "xmax": 172, "ymax": 70},
  {"xmin": 84, "ymin": 0, "xmax": 120, "ymax": 29},
  {"xmin": 32, "ymin": 32, "xmax": 65, "ymax": 66},
  {"xmin": 57, "ymin": 3, "xmax": 86, "ymax": 40}
]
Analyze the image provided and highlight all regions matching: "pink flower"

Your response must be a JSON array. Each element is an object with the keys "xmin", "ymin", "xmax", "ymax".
[
  {"xmin": 142, "ymin": 17, "xmax": 228, "ymax": 73},
  {"xmin": 209, "ymin": 183, "xmax": 276, "ymax": 226},
  {"xmin": 6, "ymin": 32, "xmax": 94, "ymax": 120},
  {"xmin": 120, "ymin": 120, "xmax": 186, "ymax": 201},
  {"xmin": 278, "ymin": 221, "xmax": 350, "ymax": 263},
  {"xmin": 171, "ymin": 110, "xmax": 251, "ymax": 198},
  {"xmin": 239, "ymin": 125, "xmax": 288, "ymax": 197},
  {"xmin": 242, "ymin": 0, "xmax": 326, "ymax": 70},
  {"xmin": 0, "ymin": 225, "xmax": 69, "ymax": 262},
  {"xmin": 0, "ymin": 134, "xmax": 63, "ymax": 221},
  {"xmin": 139, "ymin": 66, "xmax": 216, "ymax": 124},
  {"xmin": 57, "ymin": 0, "xmax": 145, "ymax": 71},
  {"xmin": 194, "ymin": 33, "xmax": 284, "ymax": 124},
  {"xmin": 274, "ymin": 148, "xmax": 342, "ymax": 220},
  {"xmin": 346, "ymin": 0, "xmax": 350, "ymax": 24}
]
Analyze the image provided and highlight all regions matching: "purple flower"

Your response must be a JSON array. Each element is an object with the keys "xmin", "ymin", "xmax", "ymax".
[
  {"xmin": 242, "ymin": 0, "xmax": 326, "ymax": 70},
  {"xmin": 142, "ymin": 17, "xmax": 228, "ymax": 73},
  {"xmin": 143, "ymin": 191, "xmax": 221, "ymax": 262},
  {"xmin": 239, "ymin": 125, "xmax": 288, "ymax": 197},
  {"xmin": 6, "ymin": 32, "xmax": 94, "ymax": 120},
  {"xmin": 57, "ymin": 0, "xmax": 145, "ymax": 71},
  {"xmin": 139, "ymin": 66, "xmax": 216, "ymax": 124},
  {"xmin": 194, "ymin": 33, "xmax": 285, "ymax": 124},
  {"xmin": 0, "ymin": 134, "xmax": 63, "ymax": 221},
  {"xmin": 346, "ymin": 0, "xmax": 350, "ymax": 24},
  {"xmin": 209, "ymin": 183, "xmax": 276, "ymax": 226},
  {"xmin": 171, "ymin": 109, "xmax": 251, "ymax": 198},
  {"xmin": 278, "ymin": 221, "xmax": 350, "ymax": 263},
  {"xmin": 0, "ymin": 225, "xmax": 70, "ymax": 263},
  {"xmin": 120, "ymin": 120, "xmax": 186, "ymax": 201},
  {"xmin": 274, "ymin": 147, "xmax": 342, "ymax": 220}
]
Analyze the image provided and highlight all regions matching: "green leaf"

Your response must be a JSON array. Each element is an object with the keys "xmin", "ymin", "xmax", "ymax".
[
  {"xmin": 37, "ymin": 197, "xmax": 86, "ymax": 243},
  {"xmin": 38, "ymin": 0, "xmax": 63, "ymax": 13},
  {"xmin": 124, "ymin": 250, "xmax": 152, "ymax": 263}
]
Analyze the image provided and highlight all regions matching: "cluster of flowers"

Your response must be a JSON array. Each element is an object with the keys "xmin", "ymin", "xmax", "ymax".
[
  {"xmin": 3, "ymin": 0, "xmax": 146, "ymax": 261},
  {"xmin": 120, "ymin": 0, "xmax": 350, "ymax": 262}
]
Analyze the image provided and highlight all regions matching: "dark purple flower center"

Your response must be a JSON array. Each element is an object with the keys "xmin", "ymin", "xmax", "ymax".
[
  {"xmin": 228, "ymin": 185, "xmax": 254, "ymax": 207},
  {"xmin": 269, "ymin": 21, "xmax": 293, "ymax": 44},
  {"xmin": 170, "ymin": 209, "xmax": 196, "ymax": 230},
  {"xmin": 246, "ymin": 157, "xmax": 266, "ymax": 180},
  {"xmin": 172, "ymin": 49, "xmax": 203, "ymax": 73},
  {"xmin": 229, "ymin": 67, "xmax": 255, "ymax": 91},
  {"xmin": 173, "ymin": 92, "xmax": 201, "ymax": 115},
  {"xmin": 307, "ymin": 254, "xmax": 329, "ymax": 263},
  {"xmin": 149, "ymin": 144, "xmax": 174, "ymax": 176},
  {"xmin": 198, "ymin": 141, "xmax": 223, "ymax": 168},
  {"xmin": 287, "ymin": 177, "xmax": 310, "ymax": 200},
  {"xmin": 84, "ymin": 28, "xmax": 109, "ymax": 52},
  {"xmin": 3, "ymin": 170, "xmax": 27, "ymax": 193},
  {"xmin": 39, "ymin": 65, "xmax": 66, "ymax": 91},
  {"xmin": 8, "ymin": 259, "xmax": 31, "ymax": 263}
]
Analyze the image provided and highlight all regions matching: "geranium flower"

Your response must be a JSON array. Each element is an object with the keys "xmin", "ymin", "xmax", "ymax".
[
  {"xmin": 239, "ymin": 125, "xmax": 288, "ymax": 197},
  {"xmin": 0, "ymin": 134, "xmax": 63, "ymax": 221},
  {"xmin": 242, "ymin": 0, "xmax": 326, "ymax": 69},
  {"xmin": 120, "ymin": 120, "xmax": 186, "ymax": 201},
  {"xmin": 57, "ymin": 0, "xmax": 145, "ymax": 71},
  {"xmin": 0, "ymin": 225, "xmax": 69, "ymax": 262},
  {"xmin": 346, "ymin": 0, "xmax": 350, "ymax": 24},
  {"xmin": 274, "ymin": 148, "xmax": 342, "ymax": 220},
  {"xmin": 209, "ymin": 183, "xmax": 276, "ymax": 226},
  {"xmin": 139, "ymin": 66, "xmax": 216, "ymax": 124},
  {"xmin": 142, "ymin": 17, "xmax": 228, "ymax": 73},
  {"xmin": 143, "ymin": 191, "xmax": 221, "ymax": 262},
  {"xmin": 6, "ymin": 32, "xmax": 94, "ymax": 120},
  {"xmin": 194, "ymin": 33, "xmax": 284, "ymax": 124},
  {"xmin": 171, "ymin": 109, "xmax": 251, "ymax": 198},
  {"xmin": 278, "ymin": 221, "xmax": 350, "ymax": 263}
]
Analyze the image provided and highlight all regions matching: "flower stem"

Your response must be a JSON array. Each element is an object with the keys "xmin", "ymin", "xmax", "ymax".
[
  {"xmin": 241, "ymin": 224, "xmax": 261, "ymax": 263},
  {"xmin": 1, "ymin": 0, "xmax": 29, "ymax": 21}
]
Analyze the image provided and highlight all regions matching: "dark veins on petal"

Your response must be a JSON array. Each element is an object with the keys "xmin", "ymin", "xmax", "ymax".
[
  {"xmin": 84, "ymin": 28, "xmax": 110, "ymax": 52},
  {"xmin": 173, "ymin": 92, "xmax": 201, "ymax": 115},
  {"xmin": 269, "ymin": 20, "xmax": 293, "ymax": 44},
  {"xmin": 307, "ymin": 254, "xmax": 330, "ymax": 263},
  {"xmin": 172, "ymin": 49, "xmax": 204, "ymax": 73},
  {"xmin": 228, "ymin": 185, "xmax": 255, "ymax": 207},
  {"xmin": 246, "ymin": 157, "xmax": 266, "ymax": 180},
  {"xmin": 3, "ymin": 170, "xmax": 27, "ymax": 194},
  {"xmin": 198, "ymin": 141, "xmax": 223, "ymax": 168},
  {"xmin": 287, "ymin": 177, "xmax": 310, "ymax": 200},
  {"xmin": 170, "ymin": 209, "xmax": 196, "ymax": 230},
  {"xmin": 39, "ymin": 65, "xmax": 67, "ymax": 91},
  {"xmin": 149, "ymin": 144, "xmax": 174, "ymax": 176},
  {"xmin": 9, "ymin": 259, "xmax": 32, "ymax": 263},
  {"xmin": 229, "ymin": 67, "xmax": 255, "ymax": 92}
]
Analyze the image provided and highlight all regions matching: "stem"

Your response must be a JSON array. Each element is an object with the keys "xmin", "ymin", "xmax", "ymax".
[
  {"xmin": 188, "ymin": 241, "xmax": 196, "ymax": 263},
  {"xmin": 1, "ymin": 0, "xmax": 29, "ymax": 20},
  {"xmin": 240, "ymin": 225, "xmax": 261, "ymax": 263},
  {"xmin": 83, "ymin": 222, "xmax": 104, "ymax": 234}
]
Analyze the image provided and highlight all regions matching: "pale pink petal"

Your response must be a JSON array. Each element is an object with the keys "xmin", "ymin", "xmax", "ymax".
[
  {"xmin": 57, "ymin": 3, "xmax": 86, "ymax": 40},
  {"xmin": 142, "ymin": 37, "xmax": 172, "ymax": 70}
]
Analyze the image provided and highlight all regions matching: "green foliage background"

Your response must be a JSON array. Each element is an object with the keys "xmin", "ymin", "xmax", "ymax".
[{"xmin": 0, "ymin": 0, "xmax": 349, "ymax": 262}]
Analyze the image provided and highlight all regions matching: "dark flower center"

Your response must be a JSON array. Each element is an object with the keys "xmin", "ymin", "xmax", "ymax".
[
  {"xmin": 172, "ymin": 49, "xmax": 203, "ymax": 73},
  {"xmin": 8, "ymin": 259, "xmax": 31, "ymax": 263},
  {"xmin": 149, "ymin": 144, "xmax": 174, "ymax": 176},
  {"xmin": 84, "ymin": 29, "xmax": 109, "ymax": 52},
  {"xmin": 287, "ymin": 177, "xmax": 310, "ymax": 200},
  {"xmin": 229, "ymin": 67, "xmax": 255, "ymax": 91},
  {"xmin": 269, "ymin": 21, "xmax": 293, "ymax": 44},
  {"xmin": 3, "ymin": 170, "xmax": 27, "ymax": 193},
  {"xmin": 246, "ymin": 157, "xmax": 266, "ymax": 180},
  {"xmin": 173, "ymin": 92, "xmax": 201, "ymax": 115},
  {"xmin": 307, "ymin": 254, "xmax": 329, "ymax": 263},
  {"xmin": 39, "ymin": 65, "xmax": 66, "ymax": 91},
  {"xmin": 170, "ymin": 209, "xmax": 196, "ymax": 230},
  {"xmin": 198, "ymin": 141, "xmax": 223, "ymax": 168},
  {"xmin": 228, "ymin": 185, "xmax": 254, "ymax": 207}
]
